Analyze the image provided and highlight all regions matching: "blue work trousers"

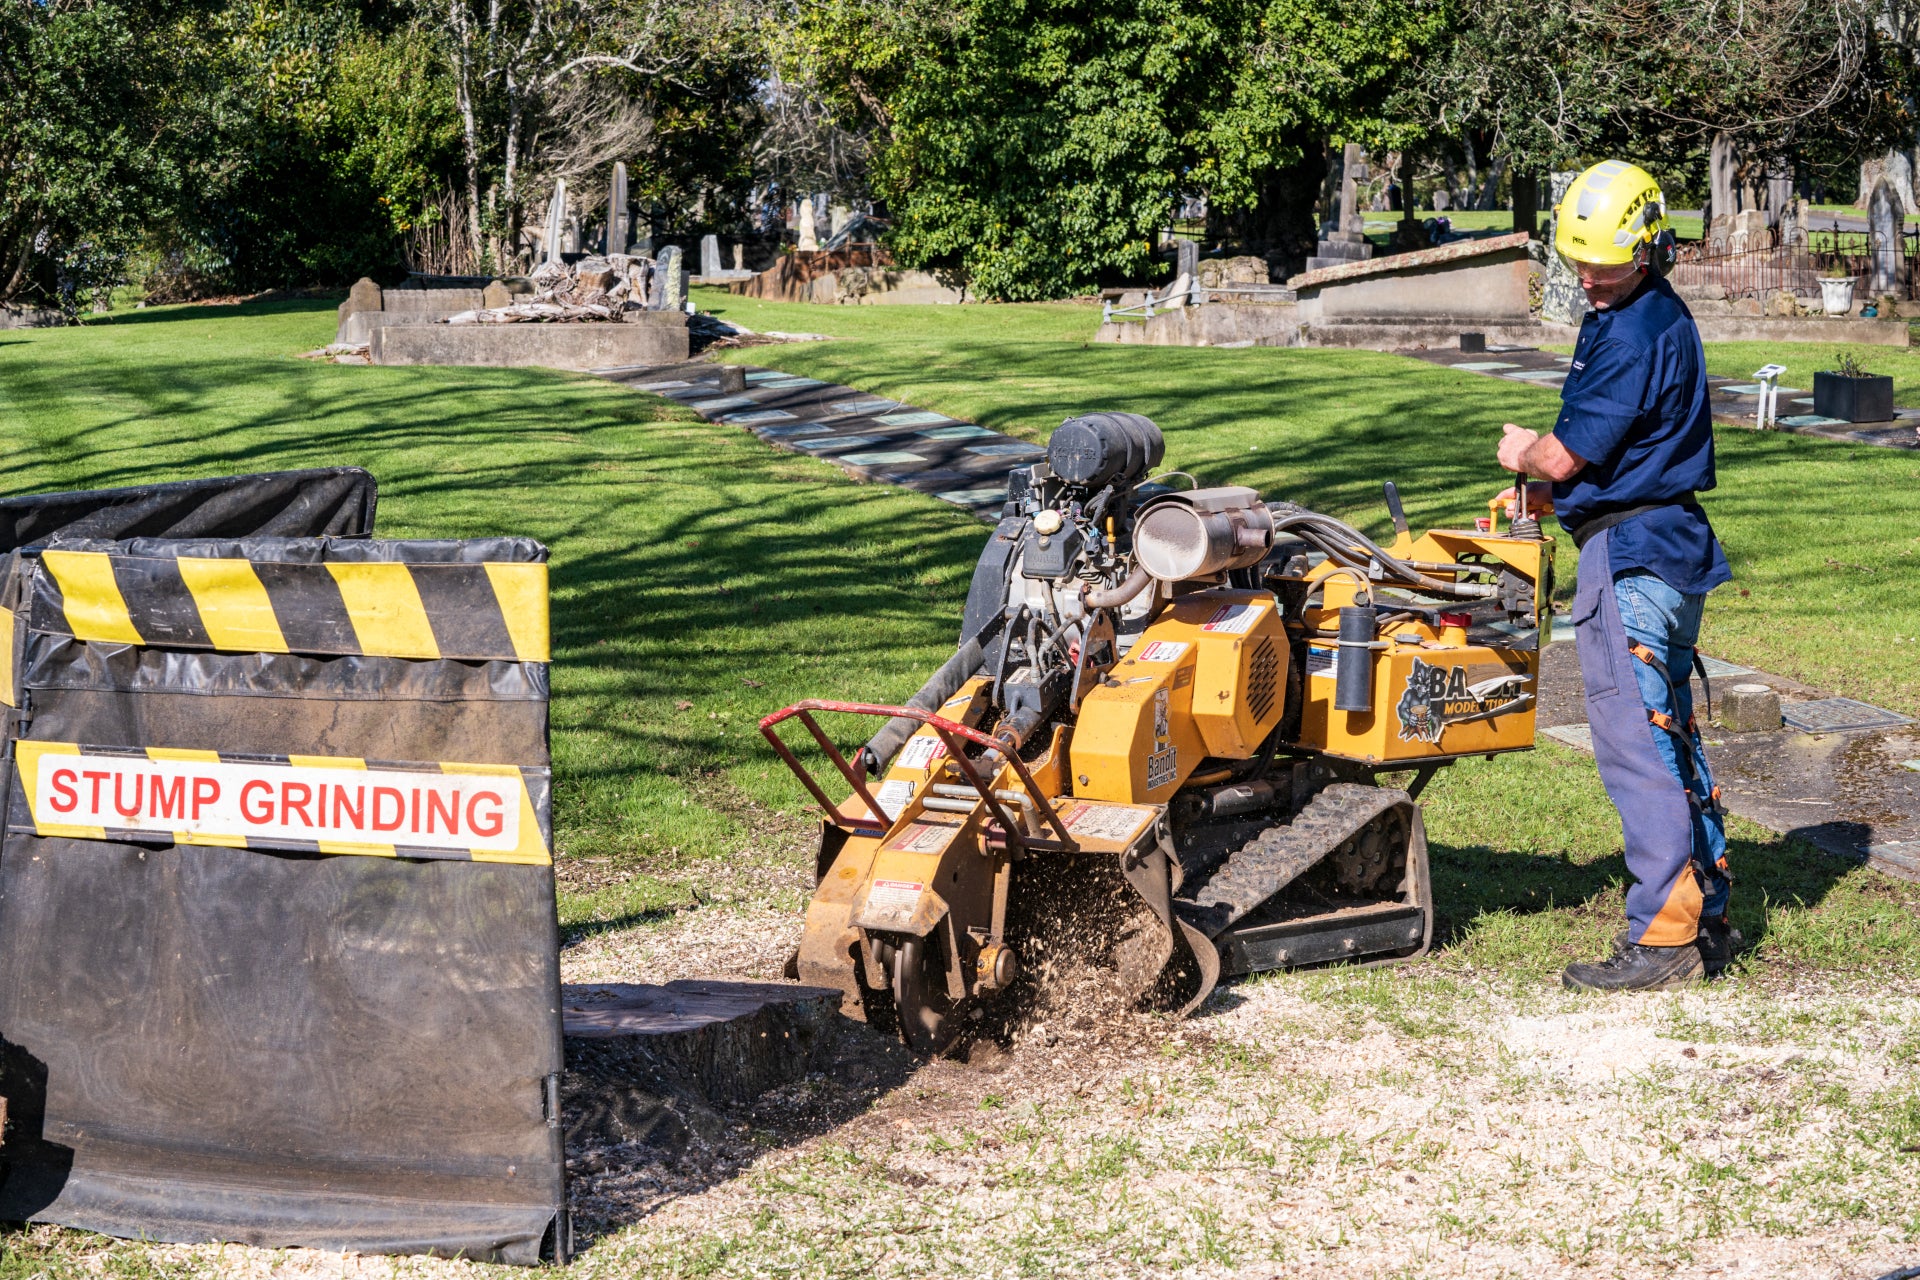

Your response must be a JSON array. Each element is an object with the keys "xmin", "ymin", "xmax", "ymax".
[{"xmin": 1571, "ymin": 530, "xmax": 1731, "ymax": 944}]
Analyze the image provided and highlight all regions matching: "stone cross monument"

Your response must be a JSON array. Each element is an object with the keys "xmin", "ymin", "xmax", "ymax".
[{"xmin": 1306, "ymin": 142, "xmax": 1375, "ymax": 272}]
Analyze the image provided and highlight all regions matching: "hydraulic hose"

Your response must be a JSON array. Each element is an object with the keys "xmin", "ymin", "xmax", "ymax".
[
  {"xmin": 859, "ymin": 610, "xmax": 1009, "ymax": 775},
  {"xmin": 1272, "ymin": 506, "xmax": 1498, "ymax": 600}
]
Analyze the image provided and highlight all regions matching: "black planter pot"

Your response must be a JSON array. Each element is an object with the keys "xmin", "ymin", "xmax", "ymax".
[{"xmin": 1813, "ymin": 370, "xmax": 1895, "ymax": 423}]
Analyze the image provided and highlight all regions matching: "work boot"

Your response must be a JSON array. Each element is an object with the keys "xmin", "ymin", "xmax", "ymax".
[
  {"xmin": 1697, "ymin": 916, "xmax": 1744, "ymax": 977},
  {"xmin": 1562, "ymin": 942, "xmax": 1704, "ymax": 992}
]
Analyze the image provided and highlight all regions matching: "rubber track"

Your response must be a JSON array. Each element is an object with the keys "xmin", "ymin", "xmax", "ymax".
[{"xmin": 1173, "ymin": 782, "xmax": 1413, "ymax": 939}]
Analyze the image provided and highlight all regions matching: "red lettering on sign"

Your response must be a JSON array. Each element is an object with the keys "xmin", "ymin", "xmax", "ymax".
[
  {"xmin": 151, "ymin": 774, "xmax": 184, "ymax": 820},
  {"xmin": 112, "ymin": 773, "xmax": 143, "ymax": 821},
  {"xmin": 372, "ymin": 786, "xmax": 405, "ymax": 832},
  {"xmin": 49, "ymin": 768, "xmax": 78, "ymax": 814},
  {"xmin": 333, "ymin": 784, "xmax": 364, "ymax": 830},
  {"xmin": 467, "ymin": 790, "xmax": 505, "ymax": 839},
  {"xmin": 191, "ymin": 776, "xmax": 219, "ymax": 820},
  {"xmin": 410, "ymin": 787, "xmax": 422, "ymax": 834},
  {"xmin": 282, "ymin": 781, "xmax": 313, "ymax": 827},
  {"xmin": 239, "ymin": 780, "xmax": 274, "ymax": 824},
  {"xmin": 82, "ymin": 770, "xmax": 111, "ymax": 810},
  {"xmin": 425, "ymin": 788, "xmax": 458, "ymax": 835}
]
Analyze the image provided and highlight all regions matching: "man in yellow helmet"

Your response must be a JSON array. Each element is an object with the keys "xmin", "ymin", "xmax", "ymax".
[{"xmin": 1495, "ymin": 160, "xmax": 1737, "ymax": 991}]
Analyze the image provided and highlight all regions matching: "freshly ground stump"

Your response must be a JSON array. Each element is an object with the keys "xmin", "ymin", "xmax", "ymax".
[
  {"xmin": 562, "ymin": 980, "xmax": 844, "ymax": 1150},
  {"xmin": 1721, "ymin": 682, "xmax": 1783, "ymax": 733}
]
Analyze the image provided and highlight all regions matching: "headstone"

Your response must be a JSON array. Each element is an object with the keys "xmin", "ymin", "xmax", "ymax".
[
  {"xmin": 340, "ymin": 277, "xmax": 383, "ymax": 320},
  {"xmin": 830, "ymin": 203, "xmax": 849, "ymax": 237},
  {"xmin": 1765, "ymin": 166, "xmax": 1792, "ymax": 228},
  {"xmin": 733, "ymin": 243, "xmax": 746, "ymax": 271},
  {"xmin": 562, "ymin": 213, "xmax": 582, "ymax": 256},
  {"xmin": 1540, "ymin": 170, "xmax": 1589, "ymax": 327},
  {"xmin": 657, "ymin": 245, "xmax": 687, "ymax": 309},
  {"xmin": 482, "ymin": 279, "xmax": 512, "ymax": 309},
  {"xmin": 543, "ymin": 181, "xmax": 568, "ymax": 265},
  {"xmin": 797, "ymin": 199, "xmax": 819, "ymax": 251},
  {"xmin": 606, "ymin": 162, "xmax": 629, "ymax": 256},
  {"xmin": 1869, "ymin": 178, "xmax": 1902, "ymax": 296},
  {"xmin": 700, "ymin": 234, "xmax": 722, "ymax": 277},
  {"xmin": 1175, "ymin": 238, "xmax": 1198, "ymax": 283}
]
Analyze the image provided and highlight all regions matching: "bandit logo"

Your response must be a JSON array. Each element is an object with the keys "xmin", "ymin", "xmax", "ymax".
[{"xmin": 1395, "ymin": 657, "xmax": 1527, "ymax": 744}]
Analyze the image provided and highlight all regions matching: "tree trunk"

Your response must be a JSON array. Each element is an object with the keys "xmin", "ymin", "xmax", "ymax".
[
  {"xmin": 1512, "ymin": 172, "xmax": 1538, "ymax": 237},
  {"xmin": 450, "ymin": 0, "xmax": 485, "ymax": 260}
]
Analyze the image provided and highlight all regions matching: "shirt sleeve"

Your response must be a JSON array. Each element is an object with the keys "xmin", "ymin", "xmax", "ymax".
[{"xmin": 1553, "ymin": 334, "xmax": 1654, "ymax": 467}]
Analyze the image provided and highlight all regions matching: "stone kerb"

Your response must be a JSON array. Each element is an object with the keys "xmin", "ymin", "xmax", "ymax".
[
  {"xmin": 1287, "ymin": 231, "xmax": 1533, "ymax": 325},
  {"xmin": 370, "ymin": 310, "xmax": 690, "ymax": 370}
]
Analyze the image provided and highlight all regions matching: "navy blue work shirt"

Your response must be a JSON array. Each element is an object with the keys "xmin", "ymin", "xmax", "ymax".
[{"xmin": 1550, "ymin": 275, "xmax": 1732, "ymax": 596}]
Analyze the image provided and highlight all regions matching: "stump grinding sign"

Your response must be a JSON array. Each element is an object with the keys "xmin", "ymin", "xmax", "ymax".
[{"xmin": 0, "ymin": 470, "xmax": 568, "ymax": 1265}]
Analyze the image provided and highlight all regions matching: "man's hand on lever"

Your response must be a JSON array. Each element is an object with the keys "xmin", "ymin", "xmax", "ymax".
[{"xmin": 1498, "ymin": 423, "xmax": 1585, "ymax": 482}]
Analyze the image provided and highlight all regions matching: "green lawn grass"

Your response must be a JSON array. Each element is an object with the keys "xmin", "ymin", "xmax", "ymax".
[{"xmin": 4, "ymin": 293, "xmax": 1919, "ymax": 1275}]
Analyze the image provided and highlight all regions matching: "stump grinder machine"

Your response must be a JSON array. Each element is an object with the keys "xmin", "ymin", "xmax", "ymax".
[{"xmin": 763, "ymin": 413, "xmax": 1553, "ymax": 1052}]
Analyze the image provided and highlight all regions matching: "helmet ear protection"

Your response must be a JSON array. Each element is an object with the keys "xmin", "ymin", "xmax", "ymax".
[{"xmin": 1639, "ymin": 204, "xmax": 1677, "ymax": 278}]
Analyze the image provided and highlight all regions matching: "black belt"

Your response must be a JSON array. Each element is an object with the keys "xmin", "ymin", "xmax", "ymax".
[{"xmin": 1568, "ymin": 496, "xmax": 1696, "ymax": 550}]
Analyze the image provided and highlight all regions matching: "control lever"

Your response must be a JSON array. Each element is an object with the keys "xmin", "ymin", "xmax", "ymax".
[{"xmin": 1382, "ymin": 481, "xmax": 1410, "ymax": 540}]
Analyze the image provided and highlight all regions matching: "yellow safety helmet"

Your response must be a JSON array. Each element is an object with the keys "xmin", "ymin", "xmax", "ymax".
[{"xmin": 1553, "ymin": 159, "xmax": 1677, "ymax": 277}]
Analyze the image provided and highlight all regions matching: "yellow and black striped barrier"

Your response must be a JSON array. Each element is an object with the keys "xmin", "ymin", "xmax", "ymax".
[
  {"xmin": 11, "ymin": 740, "xmax": 551, "ymax": 865},
  {"xmin": 32, "ymin": 550, "xmax": 548, "ymax": 662}
]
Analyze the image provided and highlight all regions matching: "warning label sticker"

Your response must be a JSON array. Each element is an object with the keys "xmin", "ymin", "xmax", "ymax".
[
  {"xmin": 1146, "ymin": 746, "xmax": 1179, "ymax": 790},
  {"xmin": 866, "ymin": 879, "xmax": 924, "ymax": 912},
  {"xmin": 1307, "ymin": 645, "xmax": 1339, "ymax": 680},
  {"xmin": 1134, "ymin": 640, "xmax": 1189, "ymax": 664},
  {"xmin": 1202, "ymin": 603, "xmax": 1263, "ymax": 635},
  {"xmin": 886, "ymin": 821, "xmax": 958, "ymax": 854},
  {"xmin": 871, "ymin": 779, "xmax": 916, "ymax": 819},
  {"xmin": 1061, "ymin": 802, "xmax": 1153, "ymax": 843},
  {"xmin": 896, "ymin": 735, "xmax": 947, "ymax": 772},
  {"xmin": 26, "ymin": 751, "xmax": 521, "ymax": 853}
]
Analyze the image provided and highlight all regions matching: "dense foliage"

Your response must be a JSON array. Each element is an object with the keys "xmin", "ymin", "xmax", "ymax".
[{"xmin": 1, "ymin": 0, "xmax": 1913, "ymax": 306}]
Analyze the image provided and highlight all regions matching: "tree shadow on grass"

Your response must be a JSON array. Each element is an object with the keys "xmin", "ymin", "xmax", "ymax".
[{"xmin": 1426, "ymin": 828, "xmax": 1867, "ymax": 963}]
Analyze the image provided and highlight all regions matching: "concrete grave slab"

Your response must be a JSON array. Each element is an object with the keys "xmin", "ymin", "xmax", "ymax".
[
  {"xmin": 1782, "ymin": 699, "xmax": 1913, "ymax": 734},
  {"xmin": 840, "ymin": 451, "xmax": 928, "ymax": 467},
  {"xmin": 1450, "ymin": 361, "xmax": 1523, "ymax": 371},
  {"xmin": 759, "ymin": 423, "xmax": 835, "ymax": 439},
  {"xmin": 876, "ymin": 411, "xmax": 954, "ymax": 427},
  {"xmin": 791, "ymin": 435, "xmax": 886, "ymax": 452},
  {"xmin": 966, "ymin": 443, "xmax": 1044, "ymax": 458},
  {"xmin": 918, "ymin": 425, "xmax": 999, "ymax": 441},
  {"xmin": 1778, "ymin": 413, "xmax": 1853, "ymax": 428},
  {"xmin": 938, "ymin": 487, "xmax": 1010, "ymax": 506},
  {"xmin": 1543, "ymin": 723, "xmax": 1594, "ymax": 752},
  {"xmin": 683, "ymin": 395, "xmax": 759, "ymax": 412},
  {"xmin": 828, "ymin": 399, "xmax": 902, "ymax": 414},
  {"xmin": 722, "ymin": 410, "xmax": 799, "ymax": 425},
  {"xmin": 1698, "ymin": 655, "xmax": 1755, "ymax": 679}
]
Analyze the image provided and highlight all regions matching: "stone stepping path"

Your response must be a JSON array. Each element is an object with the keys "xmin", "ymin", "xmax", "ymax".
[
  {"xmin": 1407, "ymin": 344, "xmax": 1920, "ymax": 449},
  {"xmin": 1534, "ymin": 635, "xmax": 1919, "ymax": 883},
  {"xmin": 595, "ymin": 360, "xmax": 1031, "ymax": 518}
]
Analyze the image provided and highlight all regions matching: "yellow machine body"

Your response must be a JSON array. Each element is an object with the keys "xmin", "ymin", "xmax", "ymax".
[{"xmin": 775, "ymin": 454, "xmax": 1557, "ymax": 1052}]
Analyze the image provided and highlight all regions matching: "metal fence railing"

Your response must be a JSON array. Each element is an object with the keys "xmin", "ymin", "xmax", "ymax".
[{"xmin": 1672, "ymin": 226, "xmax": 1919, "ymax": 300}]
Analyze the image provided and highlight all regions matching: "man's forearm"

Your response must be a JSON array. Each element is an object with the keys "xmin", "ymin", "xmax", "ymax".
[{"xmin": 1520, "ymin": 431, "xmax": 1585, "ymax": 481}]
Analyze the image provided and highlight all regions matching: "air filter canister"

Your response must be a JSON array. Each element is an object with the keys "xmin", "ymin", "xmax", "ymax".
[{"xmin": 1046, "ymin": 413, "xmax": 1166, "ymax": 489}]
